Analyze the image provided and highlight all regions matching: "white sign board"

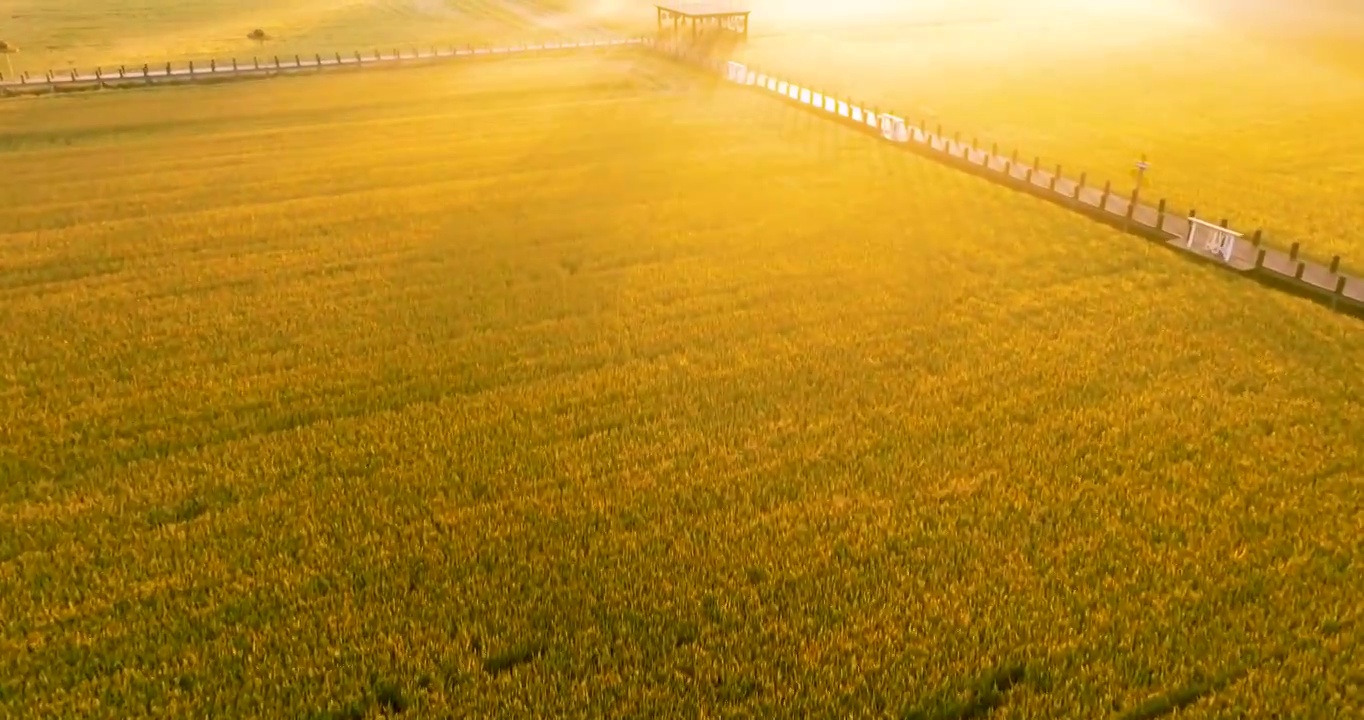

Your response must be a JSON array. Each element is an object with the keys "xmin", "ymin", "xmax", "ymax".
[
  {"xmin": 1187, "ymin": 218, "xmax": 1241, "ymax": 263},
  {"xmin": 879, "ymin": 114, "xmax": 908, "ymax": 142}
]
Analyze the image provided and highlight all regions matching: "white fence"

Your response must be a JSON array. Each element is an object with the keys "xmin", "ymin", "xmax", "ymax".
[
  {"xmin": 722, "ymin": 58, "xmax": 910, "ymax": 142},
  {"xmin": 693, "ymin": 44, "xmax": 1364, "ymax": 315}
]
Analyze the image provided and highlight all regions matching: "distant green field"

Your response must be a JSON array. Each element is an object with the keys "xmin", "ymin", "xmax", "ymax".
[
  {"xmin": 3, "ymin": 0, "xmax": 614, "ymax": 71},
  {"xmin": 728, "ymin": 0, "xmax": 1364, "ymax": 264},
  {"xmin": 2, "ymin": 51, "xmax": 1361, "ymax": 717}
]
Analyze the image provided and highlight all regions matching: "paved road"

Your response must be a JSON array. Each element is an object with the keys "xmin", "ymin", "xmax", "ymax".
[{"xmin": 0, "ymin": 38, "xmax": 642, "ymax": 88}]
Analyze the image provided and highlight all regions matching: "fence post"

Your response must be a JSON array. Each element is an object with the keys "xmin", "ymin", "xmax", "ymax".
[
  {"xmin": 1075, "ymin": 172, "xmax": 1086, "ymax": 198},
  {"xmin": 1156, "ymin": 198, "xmax": 1167, "ymax": 232},
  {"xmin": 1289, "ymin": 242, "xmax": 1300, "ymax": 261},
  {"xmin": 355, "ymin": 51, "xmax": 362, "ymax": 63},
  {"xmin": 1050, "ymin": 164, "xmax": 1061, "ymax": 191},
  {"xmin": 1255, "ymin": 249, "xmax": 1266, "ymax": 269},
  {"xmin": 294, "ymin": 54, "xmax": 301, "ymax": 67},
  {"xmin": 336, "ymin": 52, "xmax": 341, "ymax": 64},
  {"xmin": 119, "ymin": 65, "xmax": 126, "ymax": 78},
  {"xmin": 189, "ymin": 60, "xmax": 194, "ymax": 75},
  {"xmin": 210, "ymin": 59, "xmax": 216, "ymax": 72},
  {"xmin": 1100, "ymin": 180, "xmax": 1111, "ymax": 210},
  {"xmin": 1294, "ymin": 262, "xmax": 1306, "ymax": 280},
  {"xmin": 232, "ymin": 58, "xmax": 237, "ymax": 73},
  {"xmin": 1252, "ymin": 229, "xmax": 1262, "ymax": 247},
  {"xmin": 165, "ymin": 62, "xmax": 171, "ymax": 76},
  {"xmin": 254, "ymin": 57, "xmax": 259, "ymax": 70},
  {"xmin": 70, "ymin": 69, "xmax": 77, "ymax": 82},
  {"xmin": 1125, "ymin": 187, "xmax": 1139, "ymax": 226},
  {"xmin": 143, "ymin": 63, "xmax": 150, "ymax": 80},
  {"xmin": 274, "ymin": 56, "xmax": 280, "ymax": 69}
]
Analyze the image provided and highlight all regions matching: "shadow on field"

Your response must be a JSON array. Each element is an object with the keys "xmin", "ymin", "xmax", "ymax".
[{"xmin": 902, "ymin": 663, "xmax": 1031, "ymax": 720}]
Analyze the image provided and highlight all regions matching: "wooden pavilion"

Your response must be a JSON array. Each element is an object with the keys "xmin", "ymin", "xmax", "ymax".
[{"xmin": 656, "ymin": 1, "xmax": 751, "ymax": 41}]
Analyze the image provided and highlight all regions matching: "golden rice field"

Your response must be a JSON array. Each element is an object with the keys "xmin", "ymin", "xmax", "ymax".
[
  {"xmin": 9, "ymin": 0, "xmax": 1363, "ymax": 263},
  {"xmin": 1, "ymin": 49, "xmax": 1361, "ymax": 717},
  {"xmin": 730, "ymin": 0, "xmax": 1364, "ymax": 265}
]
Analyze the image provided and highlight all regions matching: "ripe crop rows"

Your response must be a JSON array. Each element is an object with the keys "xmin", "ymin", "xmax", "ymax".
[{"xmin": 1, "ymin": 51, "xmax": 1361, "ymax": 717}]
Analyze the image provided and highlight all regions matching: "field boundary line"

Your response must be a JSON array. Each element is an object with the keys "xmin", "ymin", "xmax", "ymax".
[{"xmin": 0, "ymin": 38, "xmax": 645, "ymax": 95}]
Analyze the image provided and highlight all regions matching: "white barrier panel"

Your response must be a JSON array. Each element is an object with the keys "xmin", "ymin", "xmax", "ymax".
[
  {"xmin": 788, "ymin": 84, "xmax": 800, "ymax": 100},
  {"xmin": 825, "ymin": 97, "xmax": 837, "ymax": 112},
  {"xmin": 800, "ymin": 88, "xmax": 812, "ymax": 104},
  {"xmin": 851, "ymin": 107, "xmax": 863, "ymax": 122},
  {"xmin": 777, "ymin": 80, "xmax": 788, "ymax": 94},
  {"xmin": 745, "ymin": 70, "xmax": 756, "ymax": 85},
  {"xmin": 726, "ymin": 61, "xmax": 747, "ymax": 82},
  {"xmin": 865, "ymin": 112, "xmax": 878, "ymax": 129},
  {"xmin": 812, "ymin": 92, "xmax": 823, "ymax": 107},
  {"xmin": 767, "ymin": 78, "xmax": 777, "ymax": 91},
  {"xmin": 756, "ymin": 73, "xmax": 767, "ymax": 86},
  {"xmin": 838, "ymin": 101, "xmax": 850, "ymax": 117},
  {"xmin": 879, "ymin": 114, "xmax": 909, "ymax": 142}
]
